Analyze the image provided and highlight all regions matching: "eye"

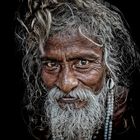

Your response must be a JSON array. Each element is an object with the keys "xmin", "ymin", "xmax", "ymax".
[
  {"xmin": 42, "ymin": 60, "xmax": 60, "ymax": 71},
  {"xmin": 78, "ymin": 60, "xmax": 89, "ymax": 66},
  {"xmin": 74, "ymin": 59, "xmax": 91, "ymax": 69}
]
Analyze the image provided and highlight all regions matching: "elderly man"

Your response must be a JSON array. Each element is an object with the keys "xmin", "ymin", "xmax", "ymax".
[{"xmin": 16, "ymin": 0, "xmax": 140, "ymax": 139}]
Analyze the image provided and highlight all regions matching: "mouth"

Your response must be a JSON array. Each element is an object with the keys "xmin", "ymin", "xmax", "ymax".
[
  {"xmin": 57, "ymin": 97, "xmax": 87, "ymax": 109},
  {"xmin": 58, "ymin": 97, "xmax": 78, "ymax": 103}
]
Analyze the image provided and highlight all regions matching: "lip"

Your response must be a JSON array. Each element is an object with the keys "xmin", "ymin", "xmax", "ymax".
[
  {"xmin": 57, "ymin": 97, "xmax": 88, "ymax": 109},
  {"xmin": 57, "ymin": 97, "xmax": 78, "ymax": 104}
]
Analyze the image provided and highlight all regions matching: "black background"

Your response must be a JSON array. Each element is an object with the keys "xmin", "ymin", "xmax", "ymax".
[{"xmin": 2, "ymin": 0, "xmax": 140, "ymax": 139}]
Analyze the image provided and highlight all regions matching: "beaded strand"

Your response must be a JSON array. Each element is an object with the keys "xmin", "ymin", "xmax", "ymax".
[{"xmin": 104, "ymin": 78, "xmax": 115, "ymax": 140}]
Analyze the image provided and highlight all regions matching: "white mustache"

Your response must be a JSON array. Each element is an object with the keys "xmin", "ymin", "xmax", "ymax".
[{"xmin": 47, "ymin": 87, "xmax": 98, "ymax": 103}]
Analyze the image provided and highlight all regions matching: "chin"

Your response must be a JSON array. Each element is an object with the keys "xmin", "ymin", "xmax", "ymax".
[{"xmin": 43, "ymin": 87, "xmax": 106, "ymax": 140}]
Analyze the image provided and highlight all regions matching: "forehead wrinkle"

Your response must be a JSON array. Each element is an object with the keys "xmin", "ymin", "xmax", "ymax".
[
  {"xmin": 64, "ymin": 44, "xmax": 104, "ymax": 60},
  {"xmin": 43, "ymin": 47, "xmax": 103, "ymax": 63},
  {"xmin": 43, "ymin": 33, "xmax": 104, "ymax": 61}
]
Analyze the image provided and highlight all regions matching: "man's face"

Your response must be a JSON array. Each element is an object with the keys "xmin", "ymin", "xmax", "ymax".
[
  {"xmin": 41, "ymin": 33, "xmax": 105, "ymax": 95},
  {"xmin": 40, "ymin": 33, "xmax": 106, "ymax": 139}
]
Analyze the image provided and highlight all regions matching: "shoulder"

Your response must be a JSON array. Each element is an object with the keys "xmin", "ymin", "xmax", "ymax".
[{"xmin": 113, "ymin": 86, "xmax": 140, "ymax": 139}]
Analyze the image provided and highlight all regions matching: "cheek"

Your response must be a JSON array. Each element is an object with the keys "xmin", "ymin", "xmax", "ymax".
[
  {"xmin": 41, "ymin": 69, "xmax": 58, "ymax": 88},
  {"xmin": 77, "ymin": 69, "xmax": 105, "ymax": 91}
]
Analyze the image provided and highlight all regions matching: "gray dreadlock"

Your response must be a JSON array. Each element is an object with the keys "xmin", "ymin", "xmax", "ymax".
[{"xmin": 15, "ymin": 0, "xmax": 139, "ymax": 138}]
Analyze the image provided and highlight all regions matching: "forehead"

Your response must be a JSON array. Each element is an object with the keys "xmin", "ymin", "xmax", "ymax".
[{"xmin": 42, "ymin": 33, "xmax": 104, "ymax": 60}]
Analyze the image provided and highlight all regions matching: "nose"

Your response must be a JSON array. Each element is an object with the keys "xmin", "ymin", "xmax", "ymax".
[{"xmin": 56, "ymin": 68, "xmax": 78, "ymax": 93}]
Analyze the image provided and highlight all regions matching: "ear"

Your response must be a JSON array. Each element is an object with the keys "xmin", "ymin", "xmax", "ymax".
[{"xmin": 104, "ymin": 66, "xmax": 110, "ymax": 79}]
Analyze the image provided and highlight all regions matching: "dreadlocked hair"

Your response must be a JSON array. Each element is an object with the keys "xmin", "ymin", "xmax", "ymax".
[{"xmin": 15, "ymin": 0, "xmax": 140, "ymax": 134}]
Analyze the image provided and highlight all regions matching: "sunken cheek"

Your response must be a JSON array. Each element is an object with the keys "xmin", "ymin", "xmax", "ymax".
[
  {"xmin": 41, "ymin": 67, "xmax": 104, "ymax": 90},
  {"xmin": 76, "ymin": 69, "xmax": 104, "ymax": 91},
  {"xmin": 41, "ymin": 69, "xmax": 58, "ymax": 88}
]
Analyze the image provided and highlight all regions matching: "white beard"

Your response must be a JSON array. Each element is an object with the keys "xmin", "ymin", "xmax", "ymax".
[{"xmin": 44, "ymin": 87, "xmax": 107, "ymax": 140}]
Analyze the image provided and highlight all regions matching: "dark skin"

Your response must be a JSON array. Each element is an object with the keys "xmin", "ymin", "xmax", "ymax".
[
  {"xmin": 35, "ymin": 33, "xmax": 130, "ymax": 139},
  {"xmin": 41, "ymin": 33, "xmax": 106, "ymax": 108}
]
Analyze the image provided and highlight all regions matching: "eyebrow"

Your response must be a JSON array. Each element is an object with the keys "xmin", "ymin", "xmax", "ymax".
[
  {"xmin": 40, "ymin": 56, "xmax": 61, "ymax": 62},
  {"xmin": 40, "ymin": 52, "xmax": 101, "ymax": 62},
  {"xmin": 67, "ymin": 53, "xmax": 100, "ymax": 61}
]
